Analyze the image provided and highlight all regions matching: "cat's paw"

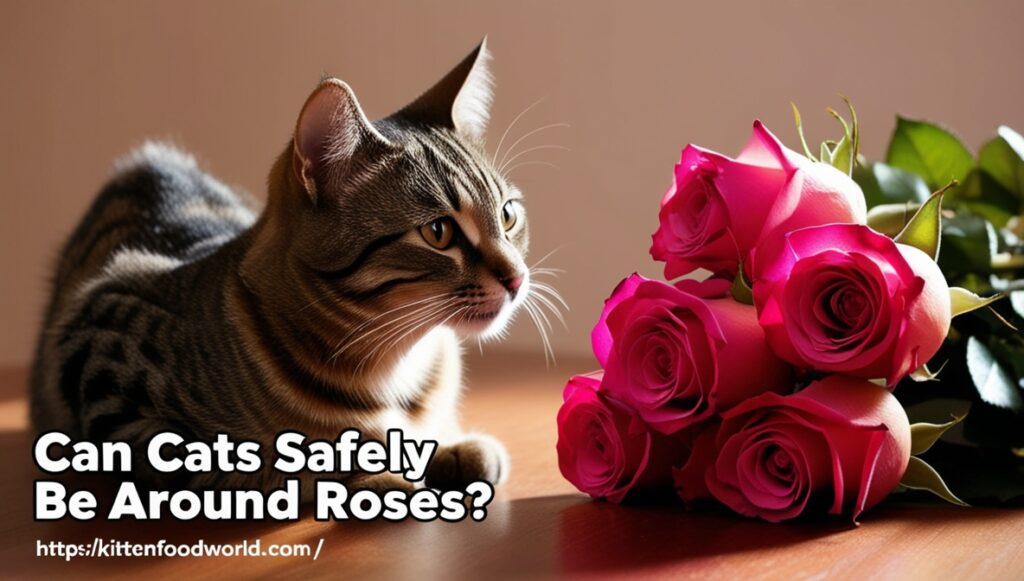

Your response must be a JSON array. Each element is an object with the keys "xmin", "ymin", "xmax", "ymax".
[{"xmin": 425, "ymin": 433, "xmax": 509, "ymax": 491}]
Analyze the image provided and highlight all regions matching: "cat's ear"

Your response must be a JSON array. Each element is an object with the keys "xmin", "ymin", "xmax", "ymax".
[
  {"xmin": 396, "ymin": 38, "xmax": 493, "ymax": 142},
  {"xmin": 292, "ymin": 78, "xmax": 391, "ymax": 203}
]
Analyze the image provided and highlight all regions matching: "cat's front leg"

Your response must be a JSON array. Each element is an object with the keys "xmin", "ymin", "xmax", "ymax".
[{"xmin": 424, "ymin": 432, "xmax": 509, "ymax": 491}]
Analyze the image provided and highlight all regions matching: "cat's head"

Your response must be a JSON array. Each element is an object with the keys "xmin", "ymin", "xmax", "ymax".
[{"xmin": 261, "ymin": 40, "xmax": 530, "ymax": 347}]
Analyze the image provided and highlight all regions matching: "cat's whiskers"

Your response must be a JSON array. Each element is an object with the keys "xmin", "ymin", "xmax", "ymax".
[
  {"xmin": 530, "ymin": 266, "xmax": 565, "ymax": 277},
  {"xmin": 526, "ymin": 294, "xmax": 555, "ymax": 335},
  {"xmin": 336, "ymin": 298, "xmax": 457, "ymax": 361},
  {"xmin": 337, "ymin": 292, "xmax": 457, "ymax": 344},
  {"xmin": 527, "ymin": 284, "xmax": 568, "ymax": 328},
  {"xmin": 496, "ymin": 123, "xmax": 570, "ymax": 169},
  {"xmin": 297, "ymin": 289, "xmax": 336, "ymax": 314},
  {"xmin": 499, "ymin": 144, "xmax": 570, "ymax": 175},
  {"xmin": 491, "ymin": 98, "xmax": 545, "ymax": 167},
  {"xmin": 528, "ymin": 244, "xmax": 568, "ymax": 271},
  {"xmin": 504, "ymin": 160, "xmax": 561, "ymax": 177},
  {"xmin": 350, "ymin": 308, "xmax": 448, "ymax": 378},
  {"xmin": 522, "ymin": 296, "xmax": 555, "ymax": 366},
  {"xmin": 530, "ymin": 278, "xmax": 569, "ymax": 309},
  {"xmin": 355, "ymin": 303, "xmax": 470, "ymax": 377},
  {"xmin": 330, "ymin": 292, "xmax": 456, "ymax": 349},
  {"xmin": 329, "ymin": 294, "xmax": 458, "ymax": 365},
  {"xmin": 514, "ymin": 257, "xmax": 570, "ymax": 367},
  {"xmin": 352, "ymin": 312, "xmax": 431, "ymax": 377},
  {"xmin": 355, "ymin": 300, "xmax": 456, "ymax": 370}
]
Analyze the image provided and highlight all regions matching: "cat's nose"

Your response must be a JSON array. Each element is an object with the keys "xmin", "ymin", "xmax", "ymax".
[{"xmin": 499, "ymin": 275, "xmax": 523, "ymax": 298}]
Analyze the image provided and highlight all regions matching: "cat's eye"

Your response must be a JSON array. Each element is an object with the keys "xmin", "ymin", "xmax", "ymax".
[
  {"xmin": 420, "ymin": 218, "xmax": 455, "ymax": 250},
  {"xmin": 501, "ymin": 201, "xmax": 518, "ymax": 231}
]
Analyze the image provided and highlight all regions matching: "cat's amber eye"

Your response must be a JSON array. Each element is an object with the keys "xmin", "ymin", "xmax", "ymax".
[
  {"xmin": 420, "ymin": 218, "xmax": 455, "ymax": 250},
  {"xmin": 501, "ymin": 201, "xmax": 518, "ymax": 231}
]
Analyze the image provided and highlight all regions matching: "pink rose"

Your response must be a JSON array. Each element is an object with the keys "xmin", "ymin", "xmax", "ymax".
[
  {"xmin": 680, "ymin": 375, "xmax": 911, "ymax": 522},
  {"xmin": 592, "ymin": 274, "xmax": 793, "ymax": 434},
  {"xmin": 753, "ymin": 223, "xmax": 951, "ymax": 386},
  {"xmin": 651, "ymin": 121, "xmax": 867, "ymax": 278},
  {"xmin": 556, "ymin": 373, "xmax": 677, "ymax": 503}
]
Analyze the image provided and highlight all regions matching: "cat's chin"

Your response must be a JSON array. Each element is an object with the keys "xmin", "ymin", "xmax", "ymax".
[
  {"xmin": 451, "ymin": 300, "xmax": 520, "ymax": 340},
  {"xmin": 452, "ymin": 308, "xmax": 513, "ymax": 339}
]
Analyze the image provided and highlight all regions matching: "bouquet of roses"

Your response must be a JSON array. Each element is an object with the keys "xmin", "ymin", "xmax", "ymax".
[{"xmin": 556, "ymin": 104, "xmax": 1024, "ymax": 522}]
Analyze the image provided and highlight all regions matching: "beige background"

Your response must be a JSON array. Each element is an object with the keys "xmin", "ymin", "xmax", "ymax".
[{"xmin": 2, "ymin": 0, "xmax": 1023, "ymax": 367}]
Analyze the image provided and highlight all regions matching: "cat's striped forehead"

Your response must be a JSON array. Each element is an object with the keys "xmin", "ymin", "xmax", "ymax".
[{"xmin": 407, "ymin": 128, "xmax": 516, "ymax": 217}]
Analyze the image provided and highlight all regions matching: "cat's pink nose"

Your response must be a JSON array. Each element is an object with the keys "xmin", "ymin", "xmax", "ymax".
[{"xmin": 500, "ymin": 275, "xmax": 523, "ymax": 297}]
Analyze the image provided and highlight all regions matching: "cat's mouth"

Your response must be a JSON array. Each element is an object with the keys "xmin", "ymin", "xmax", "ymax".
[
  {"xmin": 457, "ymin": 303, "xmax": 510, "ymax": 335},
  {"xmin": 455, "ymin": 311, "xmax": 510, "ymax": 339},
  {"xmin": 464, "ymin": 309, "xmax": 502, "ymax": 322},
  {"xmin": 452, "ymin": 288, "xmax": 526, "ymax": 339}
]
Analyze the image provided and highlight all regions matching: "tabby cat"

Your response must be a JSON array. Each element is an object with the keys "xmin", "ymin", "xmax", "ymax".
[{"xmin": 30, "ymin": 41, "xmax": 545, "ymax": 496}]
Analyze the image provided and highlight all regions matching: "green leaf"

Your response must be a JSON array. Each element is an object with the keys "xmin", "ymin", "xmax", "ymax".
[
  {"xmin": 978, "ymin": 126, "xmax": 1024, "ymax": 196},
  {"xmin": 910, "ymin": 415, "xmax": 965, "ymax": 456},
  {"xmin": 819, "ymin": 141, "xmax": 833, "ymax": 165},
  {"xmin": 990, "ymin": 335, "xmax": 1024, "ymax": 380},
  {"xmin": 958, "ymin": 169, "xmax": 1019, "ymax": 229},
  {"xmin": 886, "ymin": 117, "xmax": 974, "ymax": 190},
  {"xmin": 939, "ymin": 213, "xmax": 997, "ymax": 276},
  {"xmin": 900, "ymin": 456, "xmax": 969, "ymax": 506},
  {"xmin": 790, "ymin": 103, "xmax": 817, "ymax": 161},
  {"xmin": 894, "ymin": 183, "xmax": 952, "ymax": 260},
  {"xmin": 918, "ymin": 442, "xmax": 1024, "ymax": 505},
  {"xmin": 964, "ymin": 202, "xmax": 1015, "ymax": 231},
  {"xmin": 966, "ymin": 336, "xmax": 1023, "ymax": 412},
  {"xmin": 855, "ymin": 162, "xmax": 932, "ymax": 210},
  {"xmin": 845, "ymin": 97, "xmax": 860, "ymax": 170},
  {"xmin": 827, "ymin": 108, "xmax": 854, "ymax": 175},
  {"xmin": 731, "ymin": 267, "xmax": 754, "ymax": 305},
  {"xmin": 1000, "ymin": 125, "xmax": 1024, "ymax": 157},
  {"xmin": 830, "ymin": 137, "xmax": 852, "ymax": 175},
  {"xmin": 867, "ymin": 203, "xmax": 918, "ymax": 237},
  {"xmin": 950, "ymin": 287, "xmax": 1006, "ymax": 318},
  {"xmin": 879, "ymin": 163, "xmax": 931, "ymax": 204}
]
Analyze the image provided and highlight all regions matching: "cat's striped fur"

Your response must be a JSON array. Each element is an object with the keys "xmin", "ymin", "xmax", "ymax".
[{"xmin": 30, "ymin": 41, "xmax": 539, "ymax": 496}]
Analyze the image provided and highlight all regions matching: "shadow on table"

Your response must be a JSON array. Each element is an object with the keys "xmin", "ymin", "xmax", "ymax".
[{"xmin": 553, "ymin": 494, "xmax": 845, "ymax": 573}]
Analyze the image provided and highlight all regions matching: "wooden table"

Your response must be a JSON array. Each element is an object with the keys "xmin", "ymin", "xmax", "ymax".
[{"xmin": 3, "ymin": 355, "xmax": 1024, "ymax": 580}]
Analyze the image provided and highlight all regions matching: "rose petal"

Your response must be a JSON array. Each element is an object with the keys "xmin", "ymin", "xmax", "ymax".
[{"xmin": 701, "ymin": 377, "xmax": 911, "ymax": 521}]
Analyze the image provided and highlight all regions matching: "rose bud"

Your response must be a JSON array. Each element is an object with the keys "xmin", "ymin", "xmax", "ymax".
[
  {"xmin": 753, "ymin": 223, "xmax": 951, "ymax": 386},
  {"xmin": 592, "ymin": 274, "xmax": 793, "ymax": 434},
  {"xmin": 556, "ymin": 373, "xmax": 678, "ymax": 503},
  {"xmin": 700, "ymin": 375, "xmax": 911, "ymax": 522},
  {"xmin": 651, "ymin": 120, "xmax": 866, "ymax": 279}
]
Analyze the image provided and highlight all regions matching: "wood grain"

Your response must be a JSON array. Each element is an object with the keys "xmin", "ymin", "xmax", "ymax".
[{"xmin": 2, "ymin": 355, "xmax": 1023, "ymax": 580}]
